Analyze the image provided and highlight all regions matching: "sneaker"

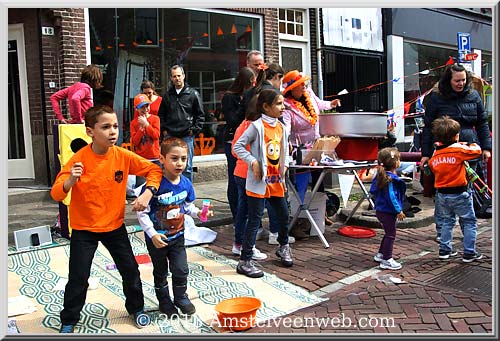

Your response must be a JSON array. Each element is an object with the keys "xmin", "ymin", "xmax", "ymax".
[
  {"xmin": 462, "ymin": 251, "xmax": 483, "ymax": 263},
  {"xmin": 438, "ymin": 249, "xmax": 458, "ymax": 259},
  {"xmin": 236, "ymin": 259, "xmax": 264, "ymax": 278},
  {"xmin": 133, "ymin": 311, "xmax": 151, "ymax": 328},
  {"xmin": 232, "ymin": 243, "xmax": 241, "ymax": 255},
  {"xmin": 435, "ymin": 236, "xmax": 441, "ymax": 243},
  {"xmin": 379, "ymin": 258, "xmax": 402, "ymax": 270},
  {"xmin": 59, "ymin": 324, "xmax": 75, "ymax": 333},
  {"xmin": 268, "ymin": 232, "xmax": 295, "ymax": 245},
  {"xmin": 275, "ymin": 244, "xmax": 293, "ymax": 267},
  {"xmin": 373, "ymin": 252, "xmax": 383, "ymax": 262},
  {"xmin": 252, "ymin": 247, "xmax": 268, "ymax": 261}
]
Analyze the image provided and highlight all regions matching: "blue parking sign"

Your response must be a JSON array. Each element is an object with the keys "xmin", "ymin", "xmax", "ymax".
[{"xmin": 457, "ymin": 32, "xmax": 471, "ymax": 63}]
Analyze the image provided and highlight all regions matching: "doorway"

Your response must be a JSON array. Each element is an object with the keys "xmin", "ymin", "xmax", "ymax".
[
  {"xmin": 8, "ymin": 24, "xmax": 34, "ymax": 179},
  {"xmin": 323, "ymin": 50, "xmax": 385, "ymax": 113}
]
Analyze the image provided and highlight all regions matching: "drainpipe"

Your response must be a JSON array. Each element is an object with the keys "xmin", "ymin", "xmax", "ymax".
[
  {"xmin": 37, "ymin": 9, "xmax": 52, "ymax": 186},
  {"xmin": 316, "ymin": 8, "xmax": 323, "ymax": 98}
]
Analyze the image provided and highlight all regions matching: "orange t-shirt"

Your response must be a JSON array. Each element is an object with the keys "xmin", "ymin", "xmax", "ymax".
[
  {"xmin": 232, "ymin": 120, "xmax": 251, "ymax": 179},
  {"xmin": 51, "ymin": 144, "xmax": 162, "ymax": 232},
  {"xmin": 247, "ymin": 121, "xmax": 285, "ymax": 198}
]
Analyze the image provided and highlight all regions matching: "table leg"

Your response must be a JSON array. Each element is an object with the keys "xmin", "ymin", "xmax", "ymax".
[
  {"xmin": 344, "ymin": 170, "xmax": 375, "ymax": 224},
  {"xmin": 288, "ymin": 170, "xmax": 330, "ymax": 248}
]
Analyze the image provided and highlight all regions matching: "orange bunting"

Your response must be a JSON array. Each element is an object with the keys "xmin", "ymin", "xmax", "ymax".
[
  {"xmin": 257, "ymin": 63, "xmax": 269, "ymax": 71},
  {"xmin": 245, "ymin": 24, "xmax": 252, "ymax": 33},
  {"xmin": 171, "ymin": 38, "xmax": 177, "ymax": 41},
  {"xmin": 231, "ymin": 24, "xmax": 237, "ymax": 34},
  {"xmin": 146, "ymin": 39, "xmax": 153, "ymax": 44},
  {"xmin": 95, "ymin": 46, "xmax": 102, "ymax": 51},
  {"xmin": 159, "ymin": 38, "xmax": 164, "ymax": 43},
  {"xmin": 202, "ymin": 32, "xmax": 209, "ymax": 37},
  {"xmin": 217, "ymin": 26, "xmax": 224, "ymax": 36},
  {"xmin": 132, "ymin": 41, "xmax": 138, "ymax": 47},
  {"xmin": 107, "ymin": 45, "xmax": 113, "ymax": 49},
  {"xmin": 118, "ymin": 43, "xmax": 125, "ymax": 47}
]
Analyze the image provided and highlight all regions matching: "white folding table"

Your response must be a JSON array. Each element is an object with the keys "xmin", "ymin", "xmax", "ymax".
[{"xmin": 287, "ymin": 162, "xmax": 377, "ymax": 248}]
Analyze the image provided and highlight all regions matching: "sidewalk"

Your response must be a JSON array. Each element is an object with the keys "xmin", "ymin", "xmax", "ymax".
[{"xmin": 7, "ymin": 179, "xmax": 493, "ymax": 334}]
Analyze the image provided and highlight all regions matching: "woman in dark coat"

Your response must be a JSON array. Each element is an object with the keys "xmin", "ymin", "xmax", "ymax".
[
  {"xmin": 421, "ymin": 63, "xmax": 491, "ymax": 240},
  {"xmin": 421, "ymin": 63, "xmax": 491, "ymax": 169}
]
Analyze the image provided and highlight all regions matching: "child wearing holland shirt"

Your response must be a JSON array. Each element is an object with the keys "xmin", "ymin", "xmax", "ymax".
[{"xmin": 428, "ymin": 116, "xmax": 483, "ymax": 262}]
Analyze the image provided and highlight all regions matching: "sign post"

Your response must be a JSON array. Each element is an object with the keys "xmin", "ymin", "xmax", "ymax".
[{"xmin": 457, "ymin": 32, "xmax": 471, "ymax": 64}]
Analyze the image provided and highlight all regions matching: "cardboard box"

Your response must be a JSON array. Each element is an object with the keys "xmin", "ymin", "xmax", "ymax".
[{"xmin": 289, "ymin": 192, "xmax": 327, "ymax": 236}]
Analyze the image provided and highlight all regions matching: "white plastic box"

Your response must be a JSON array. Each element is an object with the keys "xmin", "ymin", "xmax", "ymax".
[{"xmin": 289, "ymin": 192, "xmax": 327, "ymax": 236}]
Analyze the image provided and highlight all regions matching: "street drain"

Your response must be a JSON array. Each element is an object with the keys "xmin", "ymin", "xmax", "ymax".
[{"xmin": 425, "ymin": 265, "xmax": 491, "ymax": 298}]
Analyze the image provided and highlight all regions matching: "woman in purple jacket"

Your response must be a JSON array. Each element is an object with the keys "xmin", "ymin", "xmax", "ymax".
[{"xmin": 282, "ymin": 70, "xmax": 340, "ymax": 225}]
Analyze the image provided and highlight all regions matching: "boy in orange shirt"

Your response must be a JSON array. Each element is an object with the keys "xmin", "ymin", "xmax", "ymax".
[
  {"xmin": 51, "ymin": 105, "xmax": 163, "ymax": 333},
  {"xmin": 428, "ymin": 116, "xmax": 483, "ymax": 262}
]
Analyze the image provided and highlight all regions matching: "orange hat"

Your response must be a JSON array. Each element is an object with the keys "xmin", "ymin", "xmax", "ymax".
[
  {"xmin": 282, "ymin": 70, "xmax": 311, "ymax": 95},
  {"xmin": 134, "ymin": 94, "xmax": 151, "ymax": 109}
]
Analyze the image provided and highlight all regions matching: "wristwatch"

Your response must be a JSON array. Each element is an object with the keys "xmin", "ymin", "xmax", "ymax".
[{"xmin": 145, "ymin": 186, "xmax": 157, "ymax": 196}]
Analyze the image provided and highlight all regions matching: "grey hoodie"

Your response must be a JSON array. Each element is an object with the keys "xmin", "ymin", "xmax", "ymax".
[{"xmin": 233, "ymin": 118, "xmax": 292, "ymax": 196}]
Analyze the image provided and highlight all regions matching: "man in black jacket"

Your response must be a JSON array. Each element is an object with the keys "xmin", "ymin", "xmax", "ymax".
[{"xmin": 158, "ymin": 65, "xmax": 205, "ymax": 181}]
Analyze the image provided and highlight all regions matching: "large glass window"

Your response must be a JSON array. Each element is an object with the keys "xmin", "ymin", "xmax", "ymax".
[
  {"xmin": 89, "ymin": 8, "xmax": 261, "ymax": 154},
  {"xmin": 403, "ymin": 42, "xmax": 456, "ymax": 140}
]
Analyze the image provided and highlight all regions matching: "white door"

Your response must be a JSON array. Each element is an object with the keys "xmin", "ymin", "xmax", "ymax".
[
  {"xmin": 279, "ymin": 40, "xmax": 309, "ymax": 76},
  {"xmin": 8, "ymin": 24, "xmax": 34, "ymax": 179}
]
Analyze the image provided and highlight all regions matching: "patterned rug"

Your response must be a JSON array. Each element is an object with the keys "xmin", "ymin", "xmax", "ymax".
[{"xmin": 7, "ymin": 227, "xmax": 324, "ymax": 334}]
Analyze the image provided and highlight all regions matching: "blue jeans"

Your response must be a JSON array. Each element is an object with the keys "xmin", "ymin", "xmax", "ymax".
[
  {"xmin": 234, "ymin": 176, "xmax": 278, "ymax": 243},
  {"xmin": 182, "ymin": 135, "xmax": 194, "ymax": 182},
  {"xmin": 241, "ymin": 196, "xmax": 289, "ymax": 261},
  {"xmin": 234, "ymin": 176, "xmax": 248, "ymax": 245},
  {"xmin": 435, "ymin": 190, "xmax": 477, "ymax": 255},
  {"xmin": 224, "ymin": 142, "xmax": 238, "ymax": 219}
]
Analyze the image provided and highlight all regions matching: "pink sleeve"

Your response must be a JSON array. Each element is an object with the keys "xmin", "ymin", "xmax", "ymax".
[
  {"xmin": 69, "ymin": 87, "xmax": 91, "ymax": 122},
  {"xmin": 308, "ymin": 88, "xmax": 332, "ymax": 111},
  {"xmin": 50, "ymin": 88, "xmax": 70, "ymax": 121}
]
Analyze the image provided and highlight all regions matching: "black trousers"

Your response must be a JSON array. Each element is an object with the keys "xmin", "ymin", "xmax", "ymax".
[
  {"xmin": 60, "ymin": 225, "xmax": 144, "ymax": 325},
  {"xmin": 145, "ymin": 235, "xmax": 189, "ymax": 289}
]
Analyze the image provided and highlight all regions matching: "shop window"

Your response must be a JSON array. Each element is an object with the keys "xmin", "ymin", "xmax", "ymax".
[
  {"xmin": 134, "ymin": 9, "xmax": 159, "ymax": 46},
  {"xmin": 190, "ymin": 11, "xmax": 210, "ymax": 48},
  {"xmin": 89, "ymin": 8, "xmax": 261, "ymax": 155},
  {"xmin": 279, "ymin": 9, "xmax": 304, "ymax": 36},
  {"xmin": 403, "ymin": 42, "xmax": 455, "ymax": 139}
]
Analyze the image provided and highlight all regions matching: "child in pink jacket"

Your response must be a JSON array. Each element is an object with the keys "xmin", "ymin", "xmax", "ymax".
[{"xmin": 50, "ymin": 64, "xmax": 103, "ymax": 124}]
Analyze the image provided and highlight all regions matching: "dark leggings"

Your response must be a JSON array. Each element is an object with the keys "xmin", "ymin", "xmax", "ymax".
[{"xmin": 376, "ymin": 211, "xmax": 397, "ymax": 260}]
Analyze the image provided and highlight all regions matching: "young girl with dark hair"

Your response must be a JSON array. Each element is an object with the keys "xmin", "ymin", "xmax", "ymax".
[{"xmin": 370, "ymin": 147, "xmax": 406, "ymax": 270}]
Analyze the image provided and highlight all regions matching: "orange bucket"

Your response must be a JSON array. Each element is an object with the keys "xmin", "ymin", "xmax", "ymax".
[{"xmin": 214, "ymin": 296, "xmax": 262, "ymax": 331}]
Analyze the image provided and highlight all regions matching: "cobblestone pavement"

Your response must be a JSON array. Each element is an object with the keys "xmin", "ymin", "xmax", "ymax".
[
  {"xmin": 207, "ymin": 218, "xmax": 493, "ymax": 334},
  {"xmin": 7, "ymin": 181, "xmax": 494, "ymax": 335}
]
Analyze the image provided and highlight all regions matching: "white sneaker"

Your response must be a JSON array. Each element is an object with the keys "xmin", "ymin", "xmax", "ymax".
[
  {"xmin": 379, "ymin": 258, "xmax": 402, "ymax": 270},
  {"xmin": 252, "ymin": 247, "xmax": 268, "ymax": 261},
  {"xmin": 268, "ymin": 233, "xmax": 295, "ymax": 245},
  {"xmin": 232, "ymin": 243, "xmax": 241, "ymax": 255},
  {"xmin": 373, "ymin": 252, "xmax": 383, "ymax": 262}
]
